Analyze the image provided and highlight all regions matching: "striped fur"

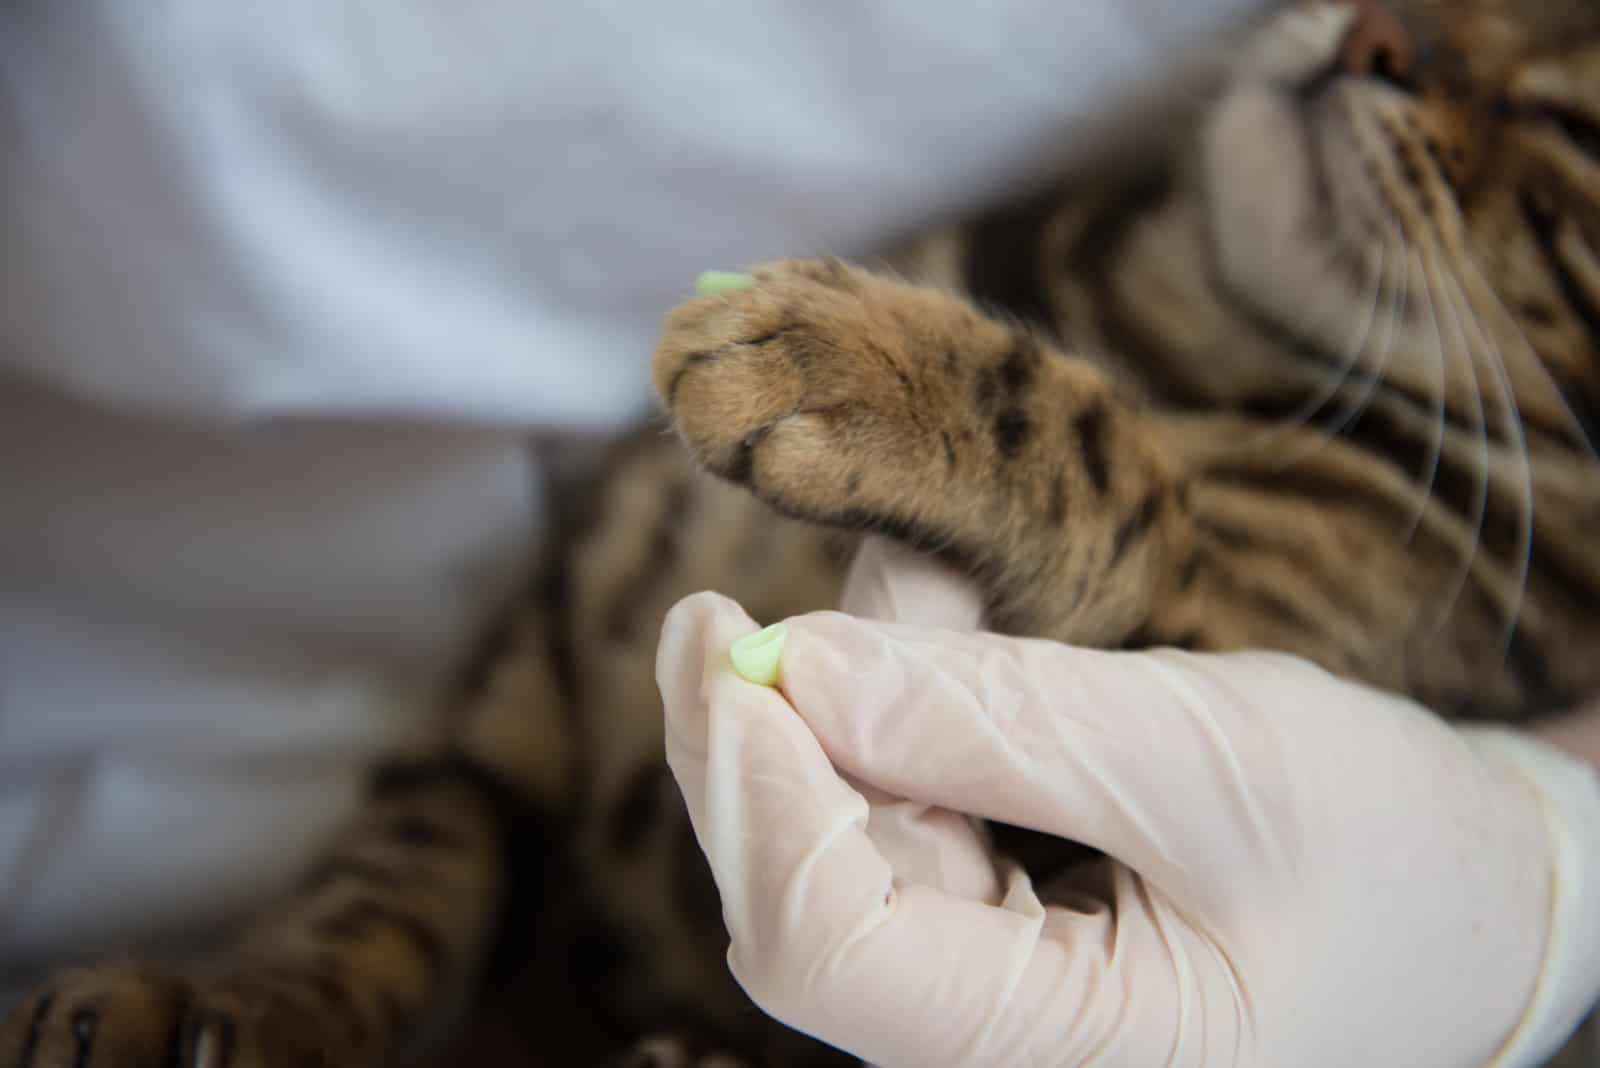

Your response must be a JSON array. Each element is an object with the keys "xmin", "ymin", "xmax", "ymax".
[{"xmin": 5, "ymin": 2, "xmax": 1599, "ymax": 1065}]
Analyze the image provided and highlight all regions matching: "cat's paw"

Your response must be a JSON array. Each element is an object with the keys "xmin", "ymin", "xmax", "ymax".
[
  {"xmin": 0, "ymin": 966, "xmax": 344, "ymax": 1068},
  {"xmin": 654, "ymin": 258, "xmax": 1042, "ymax": 531},
  {"xmin": 653, "ymin": 257, "xmax": 1180, "ymax": 642}
]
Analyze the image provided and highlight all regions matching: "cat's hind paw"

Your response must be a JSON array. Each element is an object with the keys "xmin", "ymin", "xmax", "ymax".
[{"xmin": 0, "ymin": 965, "xmax": 349, "ymax": 1068}]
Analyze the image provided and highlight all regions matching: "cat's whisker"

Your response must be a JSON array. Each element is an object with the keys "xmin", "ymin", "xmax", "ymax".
[
  {"xmin": 1303, "ymin": 227, "xmax": 1410, "ymax": 443},
  {"xmin": 1202, "ymin": 225, "xmax": 1374, "ymax": 458},
  {"xmin": 1445, "ymin": 248, "xmax": 1550, "ymax": 667},
  {"xmin": 1425, "ymin": 252, "xmax": 1537, "ymax": 667},
  {"xmin": 1401, "ymin": 243, "xmax": 1451, "ymax": 544},
  {"xmin": 1267, "ymin": 228, "xmax": 1383, "ymax": 352},
  {"xmin": 1293, "ymin": 156, "xmax": 1419, "ymax": 452},
  {"xmin": 1416, "ymin": 254, "xmax": 1493, "ymax": 645},
  {"xmin": 1260, "ymin": 215, "xmax": 1411, "ymax": 469},
  {"xmin": 1460, "ymin": 235, "xmax": 1599, "ymax": 460},
  {"xmin": 1269, "ymin": 238, "xmax": 1390, "ymax": 440},
  {"xmin": 1222, "ymin": 225, "xmax": 1397, "ymax": 459},
  {"xmin": 1284, "ymin": 153, "xmax": 1419, "ymax": 451},
  {"xmin": 868, "ymin": 256, "xmax": 908, "ymax": 284},
  {"xmin": 1464, "ymin": 290, "xmax": 1537, "ymax": 675}
]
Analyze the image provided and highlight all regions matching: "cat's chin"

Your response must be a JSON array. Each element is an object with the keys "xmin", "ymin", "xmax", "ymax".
[
  {"xmin": 1199, "ymin": 3, "xmax": 1379, "ymax": 357},
  {"xmin": 1204, "ymin": 82, "xmax": 1337, "ymax": 316},
  {"xmin": 1199, "ymin": 63, "xmax": 1402, "ymax": 366}
]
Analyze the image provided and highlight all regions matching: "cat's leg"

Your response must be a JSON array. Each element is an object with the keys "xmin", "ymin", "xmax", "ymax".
[
  {"xmin": 0, "ymin": 610, "xmax": 573, "ymax": 1068},
  {"xmin": 0, "ymin": 766, "xmax": 510, "ymax": 1068},
  {"xmin": 654, "ymin": 263, "xmax": 1588, "ymax": 714},
  {"xmin": 654, "ymin": 258, "xmax": 1193, "ymax": 648}
]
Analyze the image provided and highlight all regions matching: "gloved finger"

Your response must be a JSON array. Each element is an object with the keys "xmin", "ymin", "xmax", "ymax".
[
  {"xmin": 842, "ymin": 536, "xmax": 1000, "ymax": 903},
  {"xmin": 839, "ymin": 535, "xmax": 984, "ymax": 631},
  {"xmin": 656, "ymin": 591, "xmax": 1185, "ymax": 1067},
  {"xmin": 856, "ymin": 785, "xmax": 1002, "ymax": 904},
  {"xmin": 657, "ymin": 590, "xmax": 998, "ymax": 934},
  {"xmin": 776, "ymin": 609, "xmax": 1380, "ymax": 895}
]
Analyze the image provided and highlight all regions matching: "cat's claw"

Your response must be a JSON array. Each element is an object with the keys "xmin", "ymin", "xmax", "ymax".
[{"xmin": 0, "ymin": 966, "xmax": 345, "ymax": 1068}]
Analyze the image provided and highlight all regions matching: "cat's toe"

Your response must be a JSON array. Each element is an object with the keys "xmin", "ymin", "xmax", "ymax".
[
  {"xmin": 653, "ymin": 259, "xmax": 872, "ymax": 478},
  {"xmin": 654, "ymin": 256, "xmax": 1012, "ymax": 521},
  {"xmin": 0, "ymin": 966, "xmax": 346, "ymax": 1068},
  {"xmin": 0, "ymin": 968, "xmax": 193, "ymax": 1068}
]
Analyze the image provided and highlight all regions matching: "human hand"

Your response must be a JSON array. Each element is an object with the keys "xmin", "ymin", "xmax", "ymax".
[{"xmin": 656, "ymin": 539, "xmax": 1600, "ymax": 1068}]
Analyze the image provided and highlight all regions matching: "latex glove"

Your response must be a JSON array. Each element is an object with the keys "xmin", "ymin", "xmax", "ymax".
[{"xmin": 657, "ymin": 539, "xmax": 1600, "ymax": 1068}]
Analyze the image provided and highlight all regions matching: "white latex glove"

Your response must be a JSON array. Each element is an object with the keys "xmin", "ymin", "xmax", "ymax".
[{"xmin": 656, "ymin": 539, "xmax": 1600, "ymax": 1068}]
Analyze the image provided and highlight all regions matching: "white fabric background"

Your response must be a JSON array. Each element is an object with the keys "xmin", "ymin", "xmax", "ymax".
[{"xmin": 0, "ymin": 0, "xmax": 1270, "ymax": 984}]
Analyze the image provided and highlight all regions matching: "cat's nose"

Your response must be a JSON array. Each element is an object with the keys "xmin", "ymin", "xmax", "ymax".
[{"xmin": 1338, "ymin": 0, "xmax": 1415, "ymax": 86}]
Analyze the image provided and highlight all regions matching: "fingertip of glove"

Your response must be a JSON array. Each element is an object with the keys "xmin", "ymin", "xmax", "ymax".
[
  {"xmin": 662, "ymin": 589, "xmax": 739, "ymax": 627},
  {"xmin": 657, "ymin": 591, "xmax": 760, "ymax": 698},
  {"xmin": 659, "ymin": 591, "xmax": 761, "ymax": 652}
]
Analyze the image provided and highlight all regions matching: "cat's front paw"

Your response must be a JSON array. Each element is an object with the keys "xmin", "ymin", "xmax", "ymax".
[
  {"xmin": 653, "ymin": 258, "xmax": 1032, "ymax": 529},
  {"xmin": 653, "ymin": 257, "xmax": 1181, "ymax": 642},
  {"xmin": 0, "ymin": 966, "xmax": 344, "ymax": 1068}
]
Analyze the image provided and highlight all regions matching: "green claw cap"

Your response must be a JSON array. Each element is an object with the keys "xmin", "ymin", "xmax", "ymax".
[
  {"xmin": 730, "ymin": 623, "xmax": 788, "ymax": 687},
  {"xmin": 695, "ymin": 270, "xmax": 756, "ymax": 297}
]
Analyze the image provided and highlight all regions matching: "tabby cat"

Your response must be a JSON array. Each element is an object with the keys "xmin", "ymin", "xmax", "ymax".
[{"xmin": 5, "ymin": 1, "xmax": 1600, "ymax": 1065}]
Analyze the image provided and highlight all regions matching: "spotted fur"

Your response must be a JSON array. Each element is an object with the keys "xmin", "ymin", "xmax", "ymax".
[{"xmin": 5, "ymin": 2, "xmax": 1600, "ymax": 1065}]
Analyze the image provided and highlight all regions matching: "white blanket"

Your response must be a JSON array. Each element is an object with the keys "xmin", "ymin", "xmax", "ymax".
[{"xmin": 0, "ymin": 0, "xmax": 1269, "ymax": 983}]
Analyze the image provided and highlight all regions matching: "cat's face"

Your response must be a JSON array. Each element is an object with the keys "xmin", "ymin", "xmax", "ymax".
[{"xmin": 1204, "ymin": 0, "xmax": 1600, "ymax": 444}]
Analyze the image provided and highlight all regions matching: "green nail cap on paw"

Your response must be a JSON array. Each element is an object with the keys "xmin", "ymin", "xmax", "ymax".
[
  {"xmin": 695, "ymin": 270, "xmax": 756, "ymax": 297},
  {"xmin": 731, "ymin": 623, "xmax": 788, "ymax": 687}
]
